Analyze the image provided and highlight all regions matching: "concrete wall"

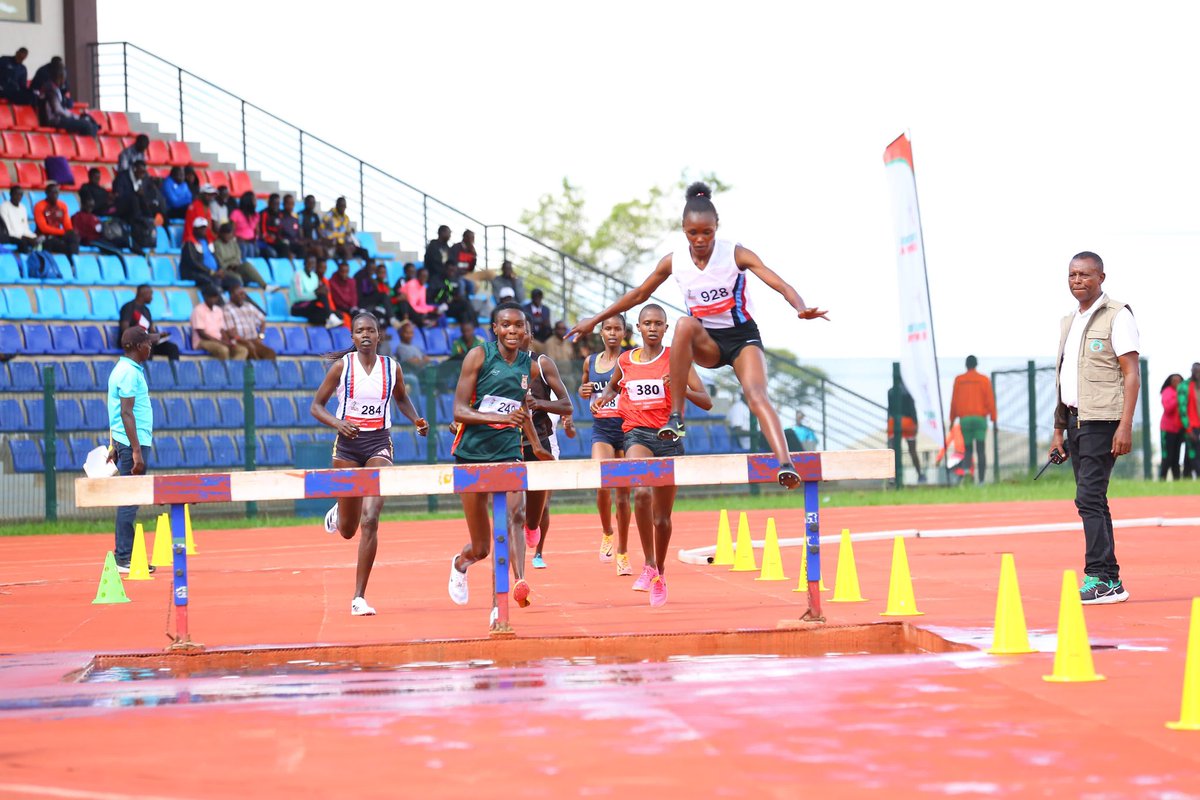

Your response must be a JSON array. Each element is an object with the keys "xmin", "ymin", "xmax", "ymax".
[{"xmin": 0, "ymin": 0, "xmax": 66, "ymax": 67}]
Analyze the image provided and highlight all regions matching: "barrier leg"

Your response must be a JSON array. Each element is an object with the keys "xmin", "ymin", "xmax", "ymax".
[
  {"xmin": 490, "ymin": 493, "xmax": 514, "ymax": 637},
  {"xmin": 166, "ymin": 502, "xmax": 203, "ymax": 651},
  {"xmin": 801, "ymin": 481, "xmax": 825, "ymax": 622}
]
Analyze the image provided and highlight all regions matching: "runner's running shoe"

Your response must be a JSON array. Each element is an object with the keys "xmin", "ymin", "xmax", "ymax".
[
  {"xmin": 351, "ymin": 596, "xmax": 376, "ymax": 616},
  {"xmin": 513, "ymin": 579, "xmax": 531, "ymax": 608},
  {"xmin": 616, "ymin": 553, "xmax": 632, "ymax": 576},
  {"xmin": 448, "ymin": 555, "xmax": 469, "ymax": 605},
  {"xmin": 599, "ymin": 533, "xmax": 614, "ymax": 562},
  {"xmin": 656, "ymin": 412, "xmax": 685, "ymax": 442},
  {"xmin": 532, "ymin": 554, "xmax": 547, "ymax": 569},
  {"xmin": 649, "ymin": 575, "xmax": 668, "ymax": 607},
  {"xmin": 632, "ymin": 565, "xmax": 658, "ymax": 592},
  {"xmin": 324, "ymin": 503, "xmax": 339, "ymax": 534}
]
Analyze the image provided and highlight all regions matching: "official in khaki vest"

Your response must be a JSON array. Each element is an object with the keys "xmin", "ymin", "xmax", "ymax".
[{"xmin": 1050, "ymin": 251, "xmax": 1140, "ymax": 605}]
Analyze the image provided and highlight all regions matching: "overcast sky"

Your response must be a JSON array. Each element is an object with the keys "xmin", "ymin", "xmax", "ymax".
[{"xmin": 97, "ymin": 0, "xmax": 1199, "ymax": 401}]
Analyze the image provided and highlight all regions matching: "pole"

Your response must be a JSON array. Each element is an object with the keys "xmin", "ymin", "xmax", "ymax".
[
  {"xmin": 42, "ymin": 366, "xmax": 58, "ymax": 522},
  {"xmin": 491, "ymin": 492, "xmax": 511, "ymax": 634},
  {"xmin": 891, "ymin": 361, "xmax": 903, "ymax": 488},
  {"xmin": 819, "ymin": 378, "xmax": 827, "ymax": 451},
  {"xmin": 298, "ymin": 131, "xmax": 304, "ymax": 197},
  {"xmin": 991, "ymin": 369, "xmax": 1000, "ymax": 483},
  {"xmin": 359, "ymin": 161, "xmax": 365, "ymax": 235},
  {"xmin": 121, "ymin": 42, "xmax": 128, "ymax": 113},
  {"xmin": 243, "ymin": 361, "xmax": 257, "ymax": 519},
  {"xmin": 167, "ymin": 502, "xmax": 201, "ymax": 650},
  {"xmin": 177, "ymin": 67, "xmax": 184, "ymax": 141},
  {"xmin": 241, "ymin": 100, "xmax": 247, "ymax": 172},
  {"xmin": 424, "ymin": 364, "xmax": 438, "ymax": 513},
  {"xmin": 802, "ymin": 480, "xmax": 823, "ymax": 622},
  {"xmin": 1027, "ymin": 360, "xmax": 1037, "ymax": 474},
  {"xmin": 1140, "ymin": 357, "xmax": 1152, "ymax": 479}
]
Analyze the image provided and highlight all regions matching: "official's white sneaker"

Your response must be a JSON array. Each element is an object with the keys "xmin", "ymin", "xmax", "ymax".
[
  {"xmin": 324, "ymin": 503, "xmax": 339, "ymax": 534},
  {"xmin": 350, "ymin": 596, "xmax": 376, "ymax": 616},
  {"xmin": 448, "ymin": 555, "xmax": 469, "ymax": 605}
]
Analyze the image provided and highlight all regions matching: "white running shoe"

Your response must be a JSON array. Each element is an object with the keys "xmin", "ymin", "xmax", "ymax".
[
  {"xmin": 324, "ymin": 503, "xmax": 339, "ymax": 534},
  {"xmin": 351, "ymin": 596, "xmax": 376, "ymax": 616},
  {"xmin": 448, "ymin": 555, "xmax": 469, "ymax": 605}
]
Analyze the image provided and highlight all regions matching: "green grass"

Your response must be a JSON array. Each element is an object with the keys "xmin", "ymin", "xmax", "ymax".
[{"xmin": 5, "ymin": 474, "xmax": 1192, "ymax": 537}]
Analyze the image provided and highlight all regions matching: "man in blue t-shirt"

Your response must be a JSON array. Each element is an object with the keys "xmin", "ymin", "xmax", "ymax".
[{"xmin": 106, "ymin": 326, "xmax": 159, "ymax": 574}]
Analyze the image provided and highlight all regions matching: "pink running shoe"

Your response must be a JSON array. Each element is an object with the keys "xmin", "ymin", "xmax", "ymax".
[
  {"xmin": 649, "ymin": 575, "xmax": 668, "ymax": 607},
  {"xmin": 524, "ymin": 526, "xmax": 540, "ymax": 548},
  {"xmin": 513, "ymin": 578, "xmax": 531, "ymax": 608},
  {"xmin": 632, "ymin": 565, "xmax": 658, "ymax": 592}
]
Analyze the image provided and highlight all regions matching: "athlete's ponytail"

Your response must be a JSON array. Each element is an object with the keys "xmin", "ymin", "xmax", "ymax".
[
  {"xmin": 322, "ymin": 311, "xmax": 381, "ymax": 366},
  {"xmin": 683, "ymin": 181, "xmax": 718, "ymax": 223}
]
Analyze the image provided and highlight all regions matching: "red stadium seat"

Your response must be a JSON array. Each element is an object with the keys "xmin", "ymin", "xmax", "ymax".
[
  {"xmin": 49, "ymin": 133, "xmax": 77, "ymax": 159},
  {"xmin": 25, "ymin": 133, "xmax": 52, "ymax": 159},
  {"xmin": 106, "ymin": 111, "xmax": 131, "ymax": 136},
  {"xmin": 94, "ymin": 165, "xmax": 113, "ymax": 185},
  {"xmin": 73, "ymin": 135, "xmax": 99, "ymax": 162},
  {"xmin": 0, "ymin": 163, "xmax": 12, "ymax": 190},
  {"xmin": 148, "ymin": 166, "xmax": 170, "ymax": 179},
  {"xmin": 168, "ymin": 140, "xmax": 208, "ymax": 168},
  {"xmin": 229, "ymin": 171, "xmax": 254, "ymax": 197},
  {"xmin": 206, "ymin": 170, "xmax": 230, "ymax": 190},
  {"xmin": 1, "ymin": 131, "xmax": 28, "ymax": 158},
  {"xmin": 86, "ymin": 109, "xmax": 108, "ymax": 133},
  {"xmin": 98, "ymin": 136, "xmax": 123, "ymax": 163},
  {"xmin": 0, "ymin": 105, "xmax": 13, "ymax": 130},
  {"xmin": 145, "ymin": 139, "xmax": 170, "ymax": 165},
  {"xmin": 15, "ymin": 161, "xmax": 46, "ymax": 189},
  {"xmin": 69, "ymin": 164, "xmax": 89, "ymax": 187},
  {"xmin": 11, "ymin": 105, "xmax": 39, "ymax": 131}
]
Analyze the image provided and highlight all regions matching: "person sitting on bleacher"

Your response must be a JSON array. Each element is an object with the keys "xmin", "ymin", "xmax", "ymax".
[
  {"xmin": 209, "ymin": 185, "xmax": 232, "ymax": 229},
  {"xmin": 522, "ymin": 289, "xmax": 554, "ymax": 343},
  {"xmin": 212, "ymin": 221, "xmax": 268, "ymax": 287},
  {"xmin": 161, "ymin": 167, "xmax": 192, "ymax": 221},
  {"xmin": 276, "ymin": 194, "xmax": 305, "ymax": 258},
  {"xmin": 79, "ymin": 167, "xmax": 116, "ymax": 215},
  {"xmin": 0, "ymin": 47, "xmax": 31, "ymax": 105},
  {"xmin": 0, "ymin": 188, "xmax": 38, "ymax": 254},
  {"xmin": 223, "ymin": 285, "xmax": 276, "ymax": 361},
  {"xmin": 355, "ymin": 260, "xmax": 391, "ymax": 326},
  {"xmin": 183, "ymin": 184, "xmax": 215, "ymax": 245},
  {"xmin": 230, "ymin": 191, "xmax": 265, "ymax": 260},
  {"xmin": 30, "ymin": 57, "xmax": 71, "ymax": 106},
  {"xmin": 179, "ymin": 218, "xmax": 236, "ymax": 293},
  {"xmin": 116, "ymin": 135, "xmax": 150, "ymax": 178},
  {"xmin": 328, "ymin": 260, "xmax": 362, "ymax": 318},
  {"xmin": 72, "ymin": 194, "xmax": 102, "ymax": 247},
  {"xmin": 257, "ymin": 193, "xmax": 288, "ymax": 259},
  {"xmin": 321, "ymin": 197, "xmax": 368, "ymax": 261},
  {"xmin": 38, "ymin": 65, "xmax": 97, "ymax": 136},
  {"xmin": 491, "ymin": 260, "xmax": 526, "ymax": 304},
  {"xmin": 289, "ymin": 255, "xmax": 342, "ymax": 329},
  {"xmin": 393, "ymin": 320, "xmax": 430, "ymax": 371},
  {"xmin": 190, "ymin": 285, "xmax": 248, "ymax": 361},
  {"xmin": 118, "ymin": 284, "xmax": 181, "ymax": 362},
  {"xmin": 34, "ymin": 182, "xmax": 79, "ymax": 257},
  {"xmin": 450, "ymin": 318, "xmax": 481, "ymax": 360},
  {"xmin": 299, "ymin": 194, "xmax": 324, "ymax": 256},
  {"xmin": 114, "ymin": 161, "xmax": 162, "ymax": 253}
]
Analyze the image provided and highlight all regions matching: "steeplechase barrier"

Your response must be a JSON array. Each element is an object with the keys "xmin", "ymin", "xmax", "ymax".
[{"xmin": 75, "ymin": 449, "xmax": 894, "ymax": 648}]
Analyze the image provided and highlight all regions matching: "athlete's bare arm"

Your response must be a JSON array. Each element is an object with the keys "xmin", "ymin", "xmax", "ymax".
[
  {"xmin": 734, "ymin": 245, "xmax": 829, "ymax": 321},
  {"xmin": 390, "ymin": 365, "xmax": 429, "ymax": 436},
  {"xmin": 311, "ymin": 359, "xmax": 358, "ymax": 438},
  {"xmin": 453, "ymin": 347, "xmax": 527, "ymax": 428},
  {"xmin": 685, "ymin": 365, "xmax": 713, "ymax": 411},
  {"xmin": 566, "ymin": 254, "xmax": 674, "ymax": 341}
]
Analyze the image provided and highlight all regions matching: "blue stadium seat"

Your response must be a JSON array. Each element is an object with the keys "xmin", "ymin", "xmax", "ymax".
[
  {"xmin": 226, "ymin": 359, "xmax": 247, "ymax": 388},
  {"xmin": 63, "ymin": 360, "xmax": 95, "ymax": 390},
  {"xmin": 82, "ymin": 398, "xmax": 107, "ymax": 430},
  {"xmin": 53, "ymin": 439, "xmax": 73, "ymax": 471},
  {"xmin": 93, "ymin": 360, "xmax": 114, "ymax": 386},
  {"xmin": 0, "ymin": 323, "xmax": 21, "ymax": 354},
  {"xmin": 191, "ymin": 397, "xmax": 219, "ymax": 429},
  {"xmin": 166, "ymin": 291, "xmax": 193, "ymax": 322},
  {"xmin": 87, "ymin": 289, "xmax": 118, "ymax": 321},
  {"xmin": 150, "ymin": 256, "xmax": 177, "ymax": 287},
  {"xmin": 245, "ymin": 289, "xmax": 266, "ymax": 315},
  {"xmin": 288, "ymin": 432, "xmax": 312, "ymax": 453},
  {"xmin": 55, "ymin": 398, "xmax": 84, "ymax": 431},
  {"xmin": 146, "ymin": 290, "xmax": 168, "ymax": 322},
  {"xmin": 24, "ymin": 324, "xmax": 52, "ymax": 355},
  {"xmin": 32, "ymin": 287, "xmax": 65, "ymax": 319},
  {"xmin": 209, "ymin": 434, "xmax": 237, "ymax": 467},
  {"xmin": 247, "ymin": 258, "xmax": 271, "ymax": 285},
  {"xmin": 687, "ymin": 426, "xmax": 713, "ymax": 455},
  {"xmin": 146, "ymin": 359, "xmax": 175, "ymax": 389},
  {"xmin": 218, "ymin": 397, "xmax": 244, "ymax": 428},
  {"xmin": 125, "ymin": 256, "xmax": 152, "ymax": 285},
  {"xmin": 557, "ymin": 430, "xmax": 582, "ymax": 459},
  {"xmin": 73, "ymin": 255, "xmax": 102, "ymax": 284},
  {"xmin": 330, "ymin": 327, "xmax": 351, "ymax": 351},
  {"xmin": 252, "ymin": 360, "xmax": 278, "ymax": 389},
  {"xmin": 3, "ymin": 288, "xmax": 32, "ymax": 318},
  {"xmin": 152, "ymin": 436, "xmax": 183, "ymax": 469},
  {"xmin": 165, "ymin": 397, "xmax": 195, "ymax": 429},
  {"xmin": 69, "ymin": 437, "xmax": 98, "ymax": 470},
  {"xmin": 270, "ymin": 396, "xmax": 298, "ymax": 427},
  {"xmin": 282, "ymin": 326, "xmax": 308, "ymax": 356},
  {"xmin": 262, "ymin": 327, "xmax": 285, "ymax": 355},
  {"xmin": 436, "ymin": 394, "xmax": 454, "ymax": 422},
  {"xmin": 46, "ymin": 254, "xmax": 74, "ymax": 283},
  {"xmin": 392, "ymin": 429, "xmax": 417, "ymax": 462},
  {"xmin": 179, "ymin": 435, "xmax": 210, "ymax": 469},
  {"xmin": 268, "ymin": 259, "xmax": 293, "ymax": 288},
  {"xmin": 155, "ymin": 226, "xmax": 178, "ymax": 255},
  {"xmin": 174, "ymin": 360, "xmax": 202, "ymax": 389},
  {"xmin": 23, "ymin": 398, "xmax": 43, "ymax": 431},
  {"xmin": 62, "ymin": 287, "xmax": 90, "ymax": 320},
  {"xmin": 97, "ymin": 255, "xmax": 126, "ymax": 285},
  {"xmin": 259, "ymin": 434, "xmax": 289, "ymax": 466},
  {"xmin": 0, "ymin": 399, "xmax": 25, "ymax": 431},
  {"xmin": 9, "ymin": 361, "xmax": 39, "ymax": 391},
  {"xmin": 300, "ymin": 359, "xmax": 325, "ymax": 389},
  {"xmin": 0, "ymin": 362, "xmax": 8, "ymax": 389},
  {"xmin": 168, "ymin": 224, "xmax": 185, "ymax": 249},
  {"xmin": 253, "ymin": 396, "xmax": 273, "ymax": 427},
  {"xmin": 709, "ymin": 425, "xmax": 732, "ymax": 454},
  {"xmin": 150, "ymin": 398, "xmax": 169, "ymax": 428},
  {"xmin": 305, "ymin": 326, "xmax": 332, "ymax": 355},
  {"xmin": 264, "ymin": 292, "xmax": 290, "ymax": 322},
  {"xmin": 0, "ymin": 254, "xmax": 21, "ymax": 282},
  {"xmin": 39, "ymin": 361, "xmax": 67, "ymax": 390},
  {"xmin": 160, "ymin": 324, "xmax": 199, "ymax": 356},
  {"xmin": 76, "ymin": 325, "xmax": 106, "ymax": 355},
  {"xmin": 436, "ymin": 429, "xmax": 454, "ymax": 460},
  {"xmin": 9, "ymin": 439, "xmax": 43, "ymax": 472},
  {"xmin": 275, "ymin": 360, "xmax": 302, "ymax": 389},
  {"xmin": 201, "ymin": 359, "xmax": 229, "ymax": 388},
  {"xmin": 49, "ymin": 324, "xmax": 81, "ymax": 353}
]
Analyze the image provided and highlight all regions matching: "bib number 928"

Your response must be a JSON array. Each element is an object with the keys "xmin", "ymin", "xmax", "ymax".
[{"xmin": 699, "ymin": 287, "xmax": 730, "ymax": 303}]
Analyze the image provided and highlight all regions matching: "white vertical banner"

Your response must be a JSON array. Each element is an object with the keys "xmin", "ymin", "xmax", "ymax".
[{"xmin": 883, "ymin": 133, "xmax": 945, "ymax": 449}]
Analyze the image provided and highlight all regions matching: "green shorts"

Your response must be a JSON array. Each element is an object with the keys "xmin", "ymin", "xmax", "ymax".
[{"xmin": 960, "ymin": 416, "xmax": 989, "ymax": 444}]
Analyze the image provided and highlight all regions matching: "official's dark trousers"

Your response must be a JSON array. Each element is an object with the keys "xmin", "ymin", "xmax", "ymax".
[{"xmin": 1066, "ymin": 418, "xmax": 1120, "ymax": 582}]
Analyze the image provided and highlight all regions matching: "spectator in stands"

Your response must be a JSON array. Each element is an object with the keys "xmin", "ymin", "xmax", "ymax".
[
  {"xmin": 299, "ymin": 194, "xmax": 323, "ymax": 254},
  {"xmin": 72, "ymin": 194, "xmax": 103, "ymax": 246},
  {"xmin": 537, "ymin": 320, "xmax": 580, "ymax": 393},
  {"xmin": 277, "ymin": 194, "xmax": 305, "ymax": 258},
  {"xmin": 257, "ymin": 193, "xmax": 287, "ymax": 258},
  {"xmin": 450, "ymin": 318, "xmax": 481, "ymax": 359},
  {"xmin": 30, "ymin": 56, "xmax": 70, "ymax": 104},
  {"xmin": 114, "ymin": 161, "xmax": 163, "ymax": 253},
  {"xmin": 182, "ymin": 166, "xmax": 201, "ymax": 199},
  {"xmin": 183, "ymin": 184, "xmax": 215, "ymax": 244},
  {"xmin": 328, "ymin": 260, "xmax": 361, "ymax": 316},
  {"xmin": 160, "ymin": 167, "xmax": 192, "ymax": 220},
  {"xmin": 321, "ymin": 196, "xmax": 366, "ymax": 260},
  {"xmin": 621, "ymin": 322, "xmax": 637, "ymax": 351},
  {"xmin": 356, "ymin": 261, "xmax": 391, "ymax": 325},
  {"xmin": 523, "ymin": 289, "xmax": 553, "ymax": 342},
  {"xmin": 79, "ymin": 167, "xmax": 116, "ymax": 215},
  {"xmin": 401, "ymin": 266, "xmax": 438, "ymax": 327},
  {"xmin": 424, "ymin": 225, "xmax": 452, "ymax": 287},
  {"xmin": 393, "ymin": 320, "xmax": 431, "ymax": 370},
  {"xmin": 34, "ymin": 182, "xmax": 78, "ymax": 256},
  {"xmin": 230, "ymin": 191, "xmax": 263, "ymax": 260},
  {"xmin": 728, "ymin": 392, "xmax": 752, "ymax": 450},
  {"xmin": 107, "ymin": 326, "xmax": 159, "ymax": 575},
  {"xmin": 0, "ymin": 47, "xmax": 31, "ymax": 105},
  {"xmin": 785, "ymin": 410, "xmax": 819, "ymax": 452},
  {"xmin": 290, "ymin": 255, "xmax": 342, "ymax": 328},
  {"xmin": 0, "ymin": 187, "xmax": 37, "ymax": 253},
  {"xmin": 117, "ymin": 134, "xmax": 151, "ymax": 177},
  {"xmin": 38, "ymin": 65, "xmax": 96, "ymax": 136},
  {"xmin": 190, "ymin": 285, "xmax": 248, "ymax": 361},
  {"xmin": 491, "ymin": 260, "xmax": 526, "ymax": 304},
  {"xmin": 212, "ymin": 221, "xmax": 268, "ymax": 287},
  {"xmin": 118, "ymin": 284, "xmax": 181, "ymax": 362},
  {"xmin": 209, "ymin": 185, "xmax": 232, "ymax": 229},
  {"xmin": 180, "ymin": 218, "xmax": 234, "ymax": 292},
  {"xmin": 448, "ymin": 229, "xmax": 477, "ymax": 276},
  {"xmin": 223, "ymin": 285, "xmax": 276, "ymax": 360}
]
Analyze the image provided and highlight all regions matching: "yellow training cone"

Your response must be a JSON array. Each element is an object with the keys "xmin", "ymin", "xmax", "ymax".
[
  {"xmin": 92, "ymin": 552, "xmax": 131, "ymax": 604},
  {"xmin": 731, "ymin": 512, "xmax": 757, "ymax": 572},
  {"xmin": 150, "ymin": 513, "xmax": 172, "ymax": 567},
  {"xmin": 1043, "ymin": 570, "xmax": 1105, "ymax": 682},
  {"xmin": 712, "ymin": 508, "xmax": 734, "ymax": 566},
  {"xmin": 126, "ymin": 523, "xmax": 153, "ymax": 581},
  {"xmin": 756, "ymin": 518, "xmax": 787, "ymax": 581},
  {"xmin": 829, "ymin": 529, "xmax": 867, "ymax": 603},
  {"xmin": 793, "ymin": 542, "xmax": 829, "ymax": 593},
  {"xmin": 1167, "ymin": 597, "xmax": 1200, "ymax": 730},
  {"xmin": 988, "ymin": 554, "xmax": 1035, "ymax": 655},
  {"xmin": 880, "ymin": 536, "xmax": 923, "ymax": 616},
  {"xmin": 184, "ymin": 504, "xmax": 197, "ymax": 555}
]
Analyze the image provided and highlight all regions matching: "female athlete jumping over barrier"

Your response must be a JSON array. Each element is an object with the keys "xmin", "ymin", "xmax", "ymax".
[
  {"xmin": 311, "ymin": 311, "xmax": 428, "ymax": 616},
  {"xmin": 568, "ymin": 182, "xmax": 829, "ymax": 489}
]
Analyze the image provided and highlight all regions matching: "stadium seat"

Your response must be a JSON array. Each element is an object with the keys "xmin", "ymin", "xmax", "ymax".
[
  {"xmin": 687, "ymin": 426, "xmax": 713, "ymax": 455},
  {"xmin": 229, "ymin": 171, "xmax": 254, "ymax": 197},
  {"xmin": 301, "ymin": 359, "xmax": 325, "ymax": 389},
  {"xmin": 39, "ymin": 361, "xmax": 67, "ymax": 389},
  {"xmin": 25, "ymin": 133, "xmax": 52, "ymax": 159},
  {"xmin": 106, "ymin": 112, "xmax": 131, "ymax": 136},
  {"xmin": 168, "ymin": 140, "xmax": 208, "ymax": 167},
  {"xmin": 58, "ymin": 192, "xmax": 80, "ymax": 216},
  {"xmin": 9, "ymin": 360, "xmax": 38, "ymax": 391},
  {"xmin": 62, "ymin": 287, "xmax": 90, "ymax": 320},
  {"xmin": 305, "ymin": 326, "xmax": 332, "ymax": 355},
  {"xmin": 48, "ymin": 132, "xmax": 77, "ymax": 158},
  {"xmin": 166, "ymin": 290, "xmax": 193, "ymax": 322},
  {"xmin": 259, "ymin": 434, "xmax": 289, "ymax": 466},
  {"xmin": 97, "ymin": 255, "xmax": 126, "ymax": 286},
  {"xmin": 282, "ymin": 326, "xmax": 308, "ymax": 356},
  {"xmin": 226, "ymin": 359, "xmax": 247, "ymax": 388},
  {"xmin": 201, "ymin": 359, "xmax": 229, "ymax": 389},
  {"xmin": 146, "ymin": 359, "xmax": 175, "ymax": 389},
  {"xmin": 72, "ymin": 255, "xmax": 101, "ymax": 284},
  {"xmin": 436, "ymin": 394, "xmax": 454, "ymax": 422},
  {"xmin": 82, "ymin": 398, "xmax": 107, "ymax": 430},
  {"xmin": 124, "ymin": 256, "xmax": 152, "ymax": 285},
  {"xmin": 74, "ymin": 134, "xmax": 100, "ymax": 161},
  {"xmin": 174, "ymin": 360, "xmax": 202, "ymax": 389},
  {"xmin": 288, "ymin": 432, "xmax": 313, "ymax": 452},
  {"xmin": 0, "ymin": 164, "xmax": 11, "ymax": 191},
  {"xmin": 218, "ymin": 397, "xmax": 244, "ymax": 428},
  {"xmin": 268, "ymin": 259, "xmax": 293, "ymax": 288},
  {"xmin": 75, "ymin": 325, "xmax": 106, "ymax": 355},
  {"xmin": 179, "ymin": 435, "xmax": 211, "ymax": 469},
  {"xmin": 14, "ymin": 161, "xmax": 45, "ymax": 189},
  {"xmin": 55, "ymin": 398, "xmax": 84, "ymax": 431},
  {"xmin": 3, "ymin": 287, "xmax": 32, "ymax": 318},
  {"xmin": 63, "ymin": 360, "xmax": 96, "ymax": 391},
  {"xmin": 97, "ymin": 136, "xmax": 123, "ymax": 162},
  {"xmin": 275, "ymin": 360, "xmax": 302, "ymax": 389},
  {"xmin": 246, "ymin": 258, "xmax": 271, "ymax": 285},
  {"xmin": 145, "ymin": 139, "xmax": 170, "ymax": 165},
  {"xmin": 153, "ymin": 436, "xmax": 183, "ymax": 469},
  {"xmin": 0, "ymin": 399, "xmax": 24, "ymax": 431},
  {"xmin": 0, "ymin": 323, "xmax": 20, "ymax": 353},
  {"xmin": 264, "ymin": 291, "xmax": 290, "ymax": 322},
  {"xmin": 161, "ymin": 324, "xmax": 201, "ymax": 356},
  {"xmin": 269, "ymin": 396, "xmax": 298, "ymax": 427},
  {"xmin": 32, "ymin": 288, "xmax": 65, "ymax": 320},
  {"xmin": 23, "ymin": 324, "xmax": 52, "ymax": 355},
  {"xmin": 150, "ymin": 256, "xmax": 177, "ymax": 286},
  {"xmin": 709, "ymin": 425, "xmax": 732, "ymax": 453},
  {"xmin": 253, "ymin": 396, "xmax": 273, "ymax": 427},
  {"xmin": 436, "ymin": 430, "xmax": 455, "ymax": 460},
  {"xmin": 262, "ymin": 327, "xmax": 285, "ymax": 355},
  {"xmin": 94, "ymin": 361, "xmax": 115, "ymax": 391},
  {"xmin": 252, "ymin": 360, "xmax": 278, "ymax": 389},
  {"xmin": 330, "ymin": 327, "xmax": 351, "ymax": 351},
  {"xmin": 69, "ymin": 164, "xmax": 90, "ymax": 189},
  {"xmin": 392, "ymin": 429, "xmax": 417, "ymax": 462},
  {"xmin": 68, "ymin": 437, "xmax": 98, "ymax": 470},
  {"xmin": 9, "ymin": 440, "xmax": 43, "ymax": 473},
  {"xmin": 206, "ymin": 170, "xmax": 230, "ymax": 191},
  {"xmin": 23, "ymin": 398, "xmax": 43, "ymax": 431},
  {"xmin": 191, "ymin": 397, "xmax": 219, "ymax": 429},
  {"xmin": 0, "ymin": 254, "xmax": 20, "ymax": 283},
  {"xmin": 154, "ymin": 226, "xmax": 177, "ymax": 255},
  {"xmin": 50, "ymin": 324, "xmax": 82, "ymax": 353},
  {"xmin": 209, "ymin": 434, "xmax": 237, "ymax": 467},
  {"xmin": 149, "ymin": 397, "xmax": 168, "ymax": 429},
  {"xmin": 0, "ymin": 131, "xmax": 28, "ymax": 158},
  {"xmin": 0, "ymin": 362, "xmax": 9, "ymax": 389},
  {"xmin": 10, "ymin": 105, "xmax": 40, "ymax": 131}
]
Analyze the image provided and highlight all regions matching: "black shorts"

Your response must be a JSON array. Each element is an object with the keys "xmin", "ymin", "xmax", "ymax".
[
  {"xmin": 522, "ymin": 436, "xmax": 554, "ymax": 462},
  {"xmin": 623, "ymin": 426, "xmax": 684, "ymax": 457},
  {"xmin": 590, "ymin": 417, "xmax": 625, "ymax": 451},
  {"xmin": 333, "ymin": 428, "xmax": 393, "ymax": 466},
  {"xmin": 704, "ymin": 321, "xmax": 764, "ymax": 368}
]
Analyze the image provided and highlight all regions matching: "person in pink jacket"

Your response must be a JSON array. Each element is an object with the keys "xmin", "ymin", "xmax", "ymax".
[{"xmin": 1160, "ymin": 373, "xmax": 1186, "ymax": 480}]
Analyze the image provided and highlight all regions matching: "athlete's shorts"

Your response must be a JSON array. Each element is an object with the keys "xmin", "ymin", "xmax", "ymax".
[
  {"xmin": 590, "ymin": 417, "xmax": 625, "ymax": 451},
  {"xmin": 454, "ymin": 455, "xmax": 521, "ymax": 465},
  {"xmin": 887, "ymin": 416, "xmax": 918, "ymax": 441},
  {"xmin": 623, "ymin": 426, "xmax": 684, "ymax": 458},
  {"xmin": 333, "ymin": 428, "xmax": 393, "ymax": 466},
  {"xmin": 959, "ymin": 415, "xmax": 989, "ymax": 444},
  {"xmin": 522, "ymin": 436, "xmax": 556, "ymax": 462},
  {"xmin": 704, "ymin": 321, "xmax": 764, "ymax": 368}
]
